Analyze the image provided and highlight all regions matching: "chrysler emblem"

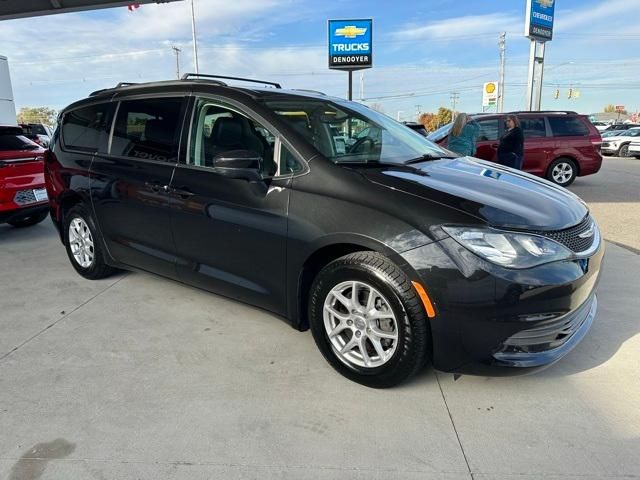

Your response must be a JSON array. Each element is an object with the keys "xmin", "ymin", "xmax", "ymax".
[{"xmin": 578, "ymin": 224, "xmax": 595, "ymax": 239}]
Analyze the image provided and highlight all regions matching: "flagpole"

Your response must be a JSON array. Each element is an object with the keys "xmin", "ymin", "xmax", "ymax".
[{"xmin": 190, "ymin": 0, "xmax": 199, "ymax": 74}]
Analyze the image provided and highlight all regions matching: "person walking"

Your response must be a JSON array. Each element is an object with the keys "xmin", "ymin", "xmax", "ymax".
[
  {"xmin": 497, "ymin": 115, "xmax": 524, "ymax": 169},
  {"xmin": 447, "ymin": 113, "xmax": 479, "ymax": 157}
]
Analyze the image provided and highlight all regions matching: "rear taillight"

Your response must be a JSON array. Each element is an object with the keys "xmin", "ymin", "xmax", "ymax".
[{"xmin": 589, "ymin": 134, "xmax": 602, "ymax": 147}]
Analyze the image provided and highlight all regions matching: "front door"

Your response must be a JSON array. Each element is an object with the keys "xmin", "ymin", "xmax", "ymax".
[
  {"xmin": 474, "ymin": 117, "xmax": 501, "ymax": 161},
  {"xmin": 91, "ymin": 96, "xmax": 187, "ymax": 277},
  {"xmin": 169, "ymin": 98, "xmax": 292, "ymax": 314}
]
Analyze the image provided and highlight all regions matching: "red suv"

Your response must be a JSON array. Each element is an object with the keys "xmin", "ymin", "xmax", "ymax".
[
  {"xmin": 428, "ymin": 111, "xmax": 602, "ymax": 187},
  {"xmin": 0, "ymin": 125, "xmax": 49, "ymax": 227}
]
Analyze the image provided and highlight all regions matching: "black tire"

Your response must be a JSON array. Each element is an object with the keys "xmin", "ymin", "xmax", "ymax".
[
  {"xmin": 618, "ymin": 144, "xmax": 630, "ymax": 157},
  {"xmin": 546, "ymin": 157, "xmax": 577, "ymax": 187},
  {"xmin": 63, "ymin": 204, "xmax": 115, "ymax": 280},
  {"xmin": 8, "ymin": 209, "xmax": 49, "ymax": 228},
  {"xmin": 309, "ymin": 251, "xmax": 431, "ymax": 388}
]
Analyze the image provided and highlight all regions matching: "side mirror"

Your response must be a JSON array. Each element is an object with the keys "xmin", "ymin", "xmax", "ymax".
[{"xmin": 212, "ymin": 150, "xmax": 263, "ymax": 182}]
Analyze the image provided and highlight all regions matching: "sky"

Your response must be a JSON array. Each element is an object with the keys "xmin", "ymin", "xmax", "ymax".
[{"xmin": 2, "ymin": 0, "xmax": 640, "ymax": 121}]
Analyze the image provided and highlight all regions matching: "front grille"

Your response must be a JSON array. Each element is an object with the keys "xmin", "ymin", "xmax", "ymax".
[
  {"xmin": 602, "ymin": 142, "xmax": 610, "ymax": 147},
  {"xmin": 501, "ymin": 295, "xmax": 596, "ymax": 354},
  {"xmin": 14, "ymin": 189, "xmax": 37, "ymax": 206},
  {"xmin": 532, "ymin": 215, "xmax": 596, "ymax": 253}
]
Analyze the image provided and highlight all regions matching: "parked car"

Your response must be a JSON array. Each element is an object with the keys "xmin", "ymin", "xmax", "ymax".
[
  {"xmin": 590, "ymin": 121, "xmax": 609, "ymax": 132},
  {"xmin": 46, "ymin": 76, "xmax": 603, "ymax": 387},
  {"xmin": 627, "ymin": 139, "xmax": 640, "ymax": 158},
  {"xmin": 600, "ymin": 128, "xmax": 640, "ymax": 156},
  {"xmin": 0, "ymin": 125, "xmax": 49, "ymax": 227},
  {"xmin": 428, "ymin": 111, "xmax": 602, "ymax": 187},
  {"xmin": 601, "ymin": 130, "xmax": 625, "ymax": 138},
  {"xmin": 603, "ymin": 123, "xmax": 640, "ymax": 132},
  {"xmin": 20, "ymin": 123, "xmax": 52, "ymax": 148},
  {"xmin": 402, "ymin": 121, "xmax": 428, "ymax": 136}
]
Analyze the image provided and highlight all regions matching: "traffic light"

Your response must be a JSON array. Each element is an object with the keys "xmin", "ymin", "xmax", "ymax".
[
  {"xmin": 568, "ymin": 88, "xmax": 573, "ymax": 99},
  {"xmin": 554, "ymin": 89, "xmax": 559, "ymax": 99}
]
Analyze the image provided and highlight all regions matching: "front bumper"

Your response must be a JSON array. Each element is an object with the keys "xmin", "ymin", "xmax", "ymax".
[{"xmin": 401, "ymin": 236, "xmax": 604, "ymax": 376}]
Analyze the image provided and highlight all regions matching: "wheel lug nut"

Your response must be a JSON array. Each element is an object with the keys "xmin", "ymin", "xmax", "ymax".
[
  {"xmin": 355, "ymin": 331, "xmax": 361, "ymax": 337},
  {"xmin": 347, "ymin": 320, "xmax": 353, "ymax": 326}
]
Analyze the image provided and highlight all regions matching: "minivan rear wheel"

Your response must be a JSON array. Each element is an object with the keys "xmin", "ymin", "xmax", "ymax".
[
  {"xmin": 547, "ymin": 158, "xmax": 577, "ymax": 187},
  {"xmin": 64, "ymin": 204, "xmax": 115, "ymax": 280},
  {"xmin": 309, "ymin": 252, "xmax": 431, "ymax": 388}
]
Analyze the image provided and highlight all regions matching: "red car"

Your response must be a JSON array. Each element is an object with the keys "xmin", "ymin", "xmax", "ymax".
[
  {"xmin": 428, "ymin": 111, "xmax": 602, "ymax": 187},
  {"xmin": 0, "ymin": 125, "xmax": 49, "ymax": 227}
]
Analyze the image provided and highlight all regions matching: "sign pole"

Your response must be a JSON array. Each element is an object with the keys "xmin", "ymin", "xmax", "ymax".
[
  {"xmin": 348, "ymin": 70, "xmax": 353, "ymax": 101},
  {"xmin": 535, "ymin": 41, "xmax": 546, "ymax": 111},
  {"xmin": 526, "ymin": 40, "xmax": 536, "ymax": 110}
]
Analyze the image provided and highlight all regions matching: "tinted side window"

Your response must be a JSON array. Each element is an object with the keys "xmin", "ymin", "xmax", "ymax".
[
  {"xmin": 111, "ymin": 98, "xmax": 183, "ymax": 162},
  {"xmin": 548, "ymin": 117, "xmax": 589, "ymax": 137},
  {"xmin": 62, "ymin": 103, "xmax": 111, "ymax": 152},
  {"xmin": 476, "ymin": 119, "xmax": 499, "ymax": 141},
  {"xmin": 281, "ymin": 145, "xmax": 303, "ymax": 174},
  {"xmin": 0, "ymin": 133, "xmax": 34, "ymax": 151},
  {"xmin": 520, "ymin": 117, "xmax": 547, "ymax": 138}
]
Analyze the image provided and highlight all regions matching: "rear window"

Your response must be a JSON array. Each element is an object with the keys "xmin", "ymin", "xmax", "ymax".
[
  {"xmin": 520, "ymin": 117, "xmax": 547, "ymax": 137},
  {"xmin": 0, "ymin": 133, "xmax": 37, "ymax": 151},
  {"xmin": 28, "ymin": 124, "xmax": 47, "ymax": 135},
  {"xmin": 110, "ymin": 98, "xmax": 184, "ymax": 162},
  {"xmin": 548, "ymin": 117, "xmax": 589, "ymax": 137},
  {"xmin": 62, "ymin": 103, "xmax": 111, "ymax": 152}
]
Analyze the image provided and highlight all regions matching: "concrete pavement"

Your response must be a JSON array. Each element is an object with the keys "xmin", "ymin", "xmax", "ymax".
[{"xmin": 1, "ymin": 156, "xmax": 639, "ymax": 479}]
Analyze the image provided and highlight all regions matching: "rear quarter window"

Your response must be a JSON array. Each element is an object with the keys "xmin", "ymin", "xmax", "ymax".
[
  {"xmin": 62, "ymin": 103, "xmax": 111, "ymax": 152},
  {"xmin": 548, "ymin": 117, "xmax": 589, "ymax": 137}
]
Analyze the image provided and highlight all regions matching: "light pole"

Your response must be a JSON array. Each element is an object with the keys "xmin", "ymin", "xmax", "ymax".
[
  {"xmin": 171, "ymin": 46, "xmax": 181, "ymax": 79},
  {"xmin": 190, "ymin": 0, "xmax": 199, "ymax": 74}
]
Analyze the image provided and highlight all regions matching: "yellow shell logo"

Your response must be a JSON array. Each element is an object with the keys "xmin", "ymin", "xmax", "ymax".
[{"xmin": 485, "ymin": 83, "xmax": 496, "ymax": 94}]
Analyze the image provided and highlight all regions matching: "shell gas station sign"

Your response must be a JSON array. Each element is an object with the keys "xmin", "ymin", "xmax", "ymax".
[{"xmin": 482, "ymin": 82, "xmax": 499, "ymax": 108}]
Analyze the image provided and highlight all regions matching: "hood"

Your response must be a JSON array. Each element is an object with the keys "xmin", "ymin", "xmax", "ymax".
[{"xmin": 362, "ymin": 157, "xmax": 588, "ymax": 231}]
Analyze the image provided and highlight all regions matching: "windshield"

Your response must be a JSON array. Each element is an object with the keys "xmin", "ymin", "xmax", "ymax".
[
  {"xmin": 625, "ymin": 129, "xmax": 640, "ymax": 136},
  {"xmin": 261, "ymin": 97, "xmax": 449, "ymax": 164}
]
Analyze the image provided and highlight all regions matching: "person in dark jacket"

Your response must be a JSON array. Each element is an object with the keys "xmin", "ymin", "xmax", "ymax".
[
  {"xmin": 497, "ymin": 115, "xmax": 524, "ymax": 169},
  {"xmin": 447, "ymin": 113, "xmax": 480, "ymax": 157}
]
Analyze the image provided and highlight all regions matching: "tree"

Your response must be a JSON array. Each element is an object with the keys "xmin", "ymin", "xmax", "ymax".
[
  {"xmin": 17, "ymin": 106, "xmax": 57, "ymax": 125},
  {"xmin": 604, "ymin": 104, "xmax": 616, "ymax": 113},
  {"xmin": 418, "ymin": 107, "xmax": 453, "ymax": 132}
]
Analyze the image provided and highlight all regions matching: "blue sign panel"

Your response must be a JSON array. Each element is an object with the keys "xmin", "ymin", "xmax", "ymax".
[
  {"xmin": 525, "ymin": 0, "xmax": 555, "ymax": 41},
  {"xmin": 328, "ymin": 19, "xmax": 373, "ymax": 70}
]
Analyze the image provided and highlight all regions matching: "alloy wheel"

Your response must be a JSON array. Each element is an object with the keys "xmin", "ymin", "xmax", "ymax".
[
  {"xmin": 552, "ymin": 162, "xmax": 573, "ymax": 185},
  {"xmin": 323, "ymin": 280, "xmax": 399, "ymax": 369},
  {"xmin": 68, "ymin": 217, "xmax": 95, "ymax": 268}
]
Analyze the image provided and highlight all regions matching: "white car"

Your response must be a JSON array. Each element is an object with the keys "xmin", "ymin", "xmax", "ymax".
[
  {"xmin": 600, "ymin": 127, "xmax": 640, "ymax": 156},
  {"xmin": 591, "ymin": 121, "xmax": 609, "ymax": 132},
  {"xmin": 628, "ymin": 140, "xmax": 640, "ymax": 158}
]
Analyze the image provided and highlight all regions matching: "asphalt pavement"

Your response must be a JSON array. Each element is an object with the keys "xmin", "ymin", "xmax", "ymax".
[{"xmin": 0, "ymin": 157, "xmax": 639, "ymax": 480}]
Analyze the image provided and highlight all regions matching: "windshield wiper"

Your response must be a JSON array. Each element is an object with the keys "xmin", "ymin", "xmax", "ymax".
[{"xmin": 404, "ymin": 153, "xmax": 456, "ymax": 164}]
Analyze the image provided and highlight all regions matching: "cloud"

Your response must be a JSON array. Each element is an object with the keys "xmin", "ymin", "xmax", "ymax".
[
  {"xmin": 555, "ymin": 0, "xmax": 640, "ymax": 32},
  {"xmin": 392, "ymin": 13, "xmax": 521, "ymax": 41}
]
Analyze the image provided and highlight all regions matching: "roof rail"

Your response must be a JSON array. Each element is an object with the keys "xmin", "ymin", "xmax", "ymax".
[
  {"xmin": 290, "ymin": 88, "xmax": 326, "ymax": 96},
  {"xmin": 89, "ymin": 81, "xmax": 140, "ymax": 96},
  {"xmin": 508, "ymin": 110, "xmax": 578, "ymax": 115},
  {"xmin": 181, "ymin": 73, "xmax": 281, "ymax": 89}
]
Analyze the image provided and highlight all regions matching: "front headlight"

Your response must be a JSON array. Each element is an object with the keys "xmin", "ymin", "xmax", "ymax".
[{"xmin": 442, "ymin": 226, "xmax": 573, "ymax": 269}]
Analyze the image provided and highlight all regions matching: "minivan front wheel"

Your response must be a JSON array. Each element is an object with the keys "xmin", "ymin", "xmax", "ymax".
[
  {"xmin": 547, "ymin": 158, "xmax": 577, "ymax": 187},
  {"xmin": 309, "ymin": 252, "xmax": 431, "ymax": 388},
  {"xmin": 64, "ymin": 205, "xmax": 115, "ymax": 280}
]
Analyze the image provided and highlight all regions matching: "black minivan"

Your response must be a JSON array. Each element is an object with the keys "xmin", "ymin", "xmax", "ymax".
[{"xmin": 45, "ymin": 75, "xmax": 603, "ymax": 387}]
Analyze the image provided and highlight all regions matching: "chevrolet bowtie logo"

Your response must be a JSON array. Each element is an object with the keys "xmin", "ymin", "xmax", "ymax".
[
  {"xmin": 335, "ymin": 25, "xmax": 367, "ymax": 38},
  {"xmin": 537, "ymin": 0, "xmax": 554, "ymax": 7}
]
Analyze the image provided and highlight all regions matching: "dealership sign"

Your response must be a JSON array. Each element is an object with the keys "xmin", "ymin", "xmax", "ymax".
[
  {"xmin": 524, "ymin": 0, "xmax": 555, "ymax": 42},
  {"xmin": 328, "ymin": 19, "xmax": 373, "ymax": 70}
]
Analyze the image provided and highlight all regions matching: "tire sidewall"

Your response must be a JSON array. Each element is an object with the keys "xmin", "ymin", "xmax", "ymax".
[
  {"xmin": 309, "ymin": 258, "xmax": 426, "ymax": 387},
  {"xmin": 619, "ymin": 144, "xmax": 629, "ymax": 157},
  {"xmin": 63, "ymin": 204, "xmax": 105, "ymax": 278}
]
